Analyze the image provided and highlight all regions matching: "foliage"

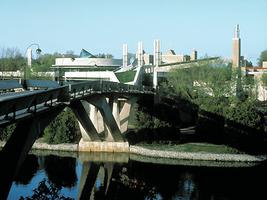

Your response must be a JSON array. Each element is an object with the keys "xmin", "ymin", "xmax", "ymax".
[
  {"xmin": 257, "ymin": 49, "xmax": 267, "ymax": 66},
  {"xmin": 162, "ymin": 60, "xmax": 263, "ymax": 130},
  {"xmin": 262, "ymin": 73, "xmax": 267, "ymax": 87},
  {"xmin": 94, "ymin": 53, "xmax": 113, "ymax": 58},
  {"xmin": 132, "ymin": 104, "xmax": 177, "ymax": 143},
  {"xmin": 163, "ymin": 61, "xmax": 233, "ymax": 104},
  {"xmin": 0, "ymin": 124, "xmax": 16, "ymax": 141},
  {"xmin": 0, "ymin": 47, "xmax": 25, "ymax": 71},
  {"xmin": 223, "ymin": 97, "xmax": 262, "ymax": 129},
  {"xmin": 43, "ymin": 108, "xmax": 80, "ymax": 144},
  {"xmin": 19, "ymin": 178, "xmax": 74, "ymax": 200},
  {"xmin": 31, "ymin": 54, "xmax": 57, "ymax": 72},
  {"xmin": 142, "ymin": 73, "xmax": 153, "ymax": 86},
  {"xmin": 135, "ymin": 110, "xmax": 171, "ymax": 130}
]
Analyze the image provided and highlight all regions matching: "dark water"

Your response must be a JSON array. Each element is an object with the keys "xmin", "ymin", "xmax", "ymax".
[{"xmin": 7, "ymin": 152, "xmax": 267, "ymax": 200}]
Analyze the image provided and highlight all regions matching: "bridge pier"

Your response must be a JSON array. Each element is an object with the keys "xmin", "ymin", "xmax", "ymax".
[
  {"xmin": 71, "ymin": 95, "xmax": 134, "ymax": 152},
  {"xmin": 70, "ymin": 100, "xmax": 101, "ymax": 142},
  {"xmin": 120, "ymin": 97, "xmax": 136, "ymax": 134},
  {"xmin": 88, "ymin": 96, "xmax": 123, "ymax": 142}
]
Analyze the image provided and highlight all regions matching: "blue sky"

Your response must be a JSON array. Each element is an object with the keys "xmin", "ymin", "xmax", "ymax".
[{"xmin": 0, "ymin": 0, "xmax": 266, "ymax": 64}]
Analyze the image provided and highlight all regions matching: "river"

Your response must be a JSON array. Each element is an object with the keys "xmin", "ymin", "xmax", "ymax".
[{"xmin": 7, "ymin": 151, "xmax": 267, "ymax": 200}]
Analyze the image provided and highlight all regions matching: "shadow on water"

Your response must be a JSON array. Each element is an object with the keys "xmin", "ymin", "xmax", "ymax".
[
  {"xmin": 13, "ymin": 154, "xmax": 39, "ymax": 185},
  {"xmin": 3, "ymin": 151, "xmax": 266, "ymax": 200},
  {"xmin": 44, "ymin": 155, "xmax": 77, "ymax": 188}
]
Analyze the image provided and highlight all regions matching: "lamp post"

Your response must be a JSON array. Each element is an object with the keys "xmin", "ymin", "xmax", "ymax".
[{"xmin": 24, "ymin": 43, "xmax": 42, "ymax": 80}]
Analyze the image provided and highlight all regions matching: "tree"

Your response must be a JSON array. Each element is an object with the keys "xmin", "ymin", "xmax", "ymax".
[
  {"xmin": 262, "ymin": 73, "xmax": 267, "ymax": 87},
  {"xmin": 161, "ymin": 60, "xmax": 263, "ymax": 130},
  {"xmin": 31, "ymin": 54, "xmax": 57, "ymax": 72},
  {"xmin": 223, "ymin": 97, "xmax": 262, "ymax": 129},
  {"xmin": 0, "ymin": 47, "xmax": 25, "ymax": 72},
  {"xmin": 163, "ymin": 60, "xmax": 233, "ymax": 112},
  {"xmin": 43, "ymin": 108, "xmax": 80, "ymax": 144},
  {"xmin": 257, "ymin": 49, "xmax": 267, "ymax": 66},
  {"xmin": 0, "ymin": 124, "xmax": 16, "ymax": 141},
  {"xmin": 94, "ymin": 53, "xmax": 113, "ymax": 58}
]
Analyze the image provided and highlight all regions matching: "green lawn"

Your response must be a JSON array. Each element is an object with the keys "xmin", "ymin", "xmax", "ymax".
[
  {"xmin": 115, "ymin": 70, "xmax": 136, "ymax": 83},
  {"xmin": 136, "ymin": 142, "xmax": 244, "ymax": 154}
]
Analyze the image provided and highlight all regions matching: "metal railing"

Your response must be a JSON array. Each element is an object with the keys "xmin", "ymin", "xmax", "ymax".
[
  {"xmin": 0, "ymin": 86, "xmax": 68, "ymax": 122},
  {"xmin": 0, "ymin": 80, "xmax": 154, "ymax": 125},
  {"xmin": 67, "ymin": 80, "xmax": 154, "ymax": 99}
]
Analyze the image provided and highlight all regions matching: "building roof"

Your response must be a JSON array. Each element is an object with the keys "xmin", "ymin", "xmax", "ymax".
[
  {"xmin": 166, "ymin": 49, "xmax": 176, "ymax": 55},
  {"xmin": 79, "ymin": 49, "xmax": 96, "ymax": 58}
]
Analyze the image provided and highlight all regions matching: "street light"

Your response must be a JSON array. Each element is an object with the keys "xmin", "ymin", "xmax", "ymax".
[{"xmin": 24, "ymin": 43, "xmax": 42, "ymax": 80}]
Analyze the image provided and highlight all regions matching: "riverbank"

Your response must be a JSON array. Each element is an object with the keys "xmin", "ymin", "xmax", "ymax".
[
  {"xmin": 129, "ymin": 145, "xmax": 266, "ymax": 163},
  {"xmin": 0, "ymin": 140, "xmax": 266, "ymax": 163},
  {"xmin": 0, "ymin": 141, "xmax": 78, "ymax": 152}
]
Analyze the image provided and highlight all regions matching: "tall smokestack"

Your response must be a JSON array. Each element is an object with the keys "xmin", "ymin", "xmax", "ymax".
[
  {"xmin": 137, "ymin": 41, "xmax": 144, "ymax": 66},
  {"xmin": 153, "ymin": 39, "xmax": 161, "ymax": 66},
  {"xmin": 122, "ymin": 44, "xmax": 128, "ymax": 67}
]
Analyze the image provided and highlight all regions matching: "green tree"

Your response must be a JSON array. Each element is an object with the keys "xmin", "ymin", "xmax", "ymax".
[
  {"xmin": 0, "ymin": 124, "xmax": 16, "ymax": 141},
  {"xmin": 257, "ymin": 49, "xmax": 267, "ymax": 66},
  {"xmin": 223, "ymin": 97, "xmax": 262, "ymax": 129},
  {"xmin": 262, "ymin": 73, "xmax": 267, "ymax": 87},
  {"xmin": 31, "ymin": 54, "xmax": 57, "ymax": 72},
  {"xmin": 162, "ymin": 60, "xmax": 262, "ymax": 130},
  {"xmin": 43, "ymin": 108, "xmax": 80, "ymax": 144},
  {"xmin": 0, "ymin": 47, "xmax": 25, "ymax": 73},
  {"xmin": 163, "ymin": 60, "xmax": 233, "ymax": 112}
]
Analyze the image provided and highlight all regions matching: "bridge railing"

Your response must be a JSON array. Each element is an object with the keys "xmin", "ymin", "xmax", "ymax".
[
  {"xmin": 0, "ymin": 86, "xmax": 68, "ymax": 121},
  {"xmin": 67, "ymin": 80, "xmax": 154, "ymax": 99}
]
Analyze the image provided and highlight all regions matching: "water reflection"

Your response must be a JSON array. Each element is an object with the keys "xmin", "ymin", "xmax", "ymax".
[
  {"xmin": 14, "ymin": 154, "xmax": 39, "ymax": 185},
  {"xmin": 19, "ymin": 178, "xmax": 74, "ymax": 200},
  {"xmin": 6, "ymin": 152, "xmax": 267, "ymax": 200},
  {"xmin": 44, "ymin": 155, "xmax": 77, "ymax": 188}
]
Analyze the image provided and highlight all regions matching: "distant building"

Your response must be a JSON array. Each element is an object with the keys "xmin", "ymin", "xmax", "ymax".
[
  {"xmin": 136, "ymin": 45, "xmax": 198, "ymax": 66},
  {"xmin": 232, "ymin": 24, "xmax": 241, "ymax": 68},
  {"xmin": 162, "ymin": 49, "xmax": 185, "ymax": 63},
  {"xmin": 52, "ymin": 49, "xmax": 122, "ymax": 71}
]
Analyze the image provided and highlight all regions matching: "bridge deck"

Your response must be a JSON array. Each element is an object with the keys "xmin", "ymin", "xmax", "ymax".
[{"xmin": 0, "ymin": 80, "xmax": 154, "ymax": 127}]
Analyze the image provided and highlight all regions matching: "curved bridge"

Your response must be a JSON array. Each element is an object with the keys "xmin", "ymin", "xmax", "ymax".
[{"xmin": 0, "ymin": 79, "xmax": 154, "ymax": 199}]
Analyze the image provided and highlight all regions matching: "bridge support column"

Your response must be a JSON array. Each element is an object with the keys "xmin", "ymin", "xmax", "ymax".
[
  {"xmin": 70, "ymin": 100, "xmax": 101, "ymax": 142},
  {"xmin": 89, "ymin": 104, "xmax": 105, "ymax": 135},
  {"xmin": 120, "ymin": 97, "xmax": 136, "ymax": 134},
  {"xmin": 88, "ymin": 96, "xmax": 124, "ymax": 142},
  {"xmin": 77, "ymin": 96, "xmax": 129, "ymax": 152},
  {"xmin": 109, "ymin": 96, "xmax": 120, "ymax": 127}
]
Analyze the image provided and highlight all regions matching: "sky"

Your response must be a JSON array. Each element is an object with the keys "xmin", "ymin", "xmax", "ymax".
[{"xmin": 0, "ymin": 0, "xmax": 267, "ymax": 65}]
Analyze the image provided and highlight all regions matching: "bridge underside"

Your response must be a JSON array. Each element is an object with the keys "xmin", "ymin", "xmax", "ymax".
[{"xmin": 70, "ymin": 94, "xmax": 136, "ymax": 152}]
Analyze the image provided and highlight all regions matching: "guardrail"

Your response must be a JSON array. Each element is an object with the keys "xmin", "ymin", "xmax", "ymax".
[
  {"xmin": 67, "ymin": 80, "xmax": 154, "ymax": 99},
  {"xmin": 0, "ymin": 86, "xmax": 68, "ymax": 121},
  {"xmin": 0, "ymin": 80, "xmax": 154, "ymax": 124}
]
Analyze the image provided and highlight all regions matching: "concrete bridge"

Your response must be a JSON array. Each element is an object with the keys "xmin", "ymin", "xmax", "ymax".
[{"xmin": 0, "ymin": 79, "xmax": 153, "ymax": 198}]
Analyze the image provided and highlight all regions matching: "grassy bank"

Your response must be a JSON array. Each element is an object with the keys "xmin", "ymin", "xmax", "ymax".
[{"xmin": 135, "ymin": 142, "xmax": 244, "ymax": 154}]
